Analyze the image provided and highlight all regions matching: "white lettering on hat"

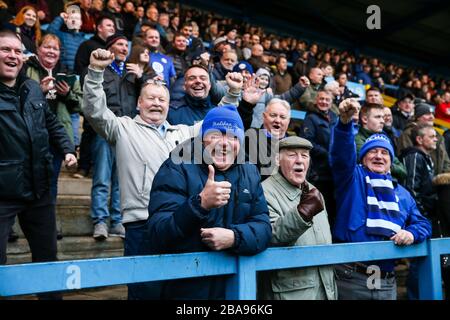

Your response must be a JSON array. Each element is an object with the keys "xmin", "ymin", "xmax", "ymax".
[
  {"xmin": 239, "ymin": 63, "xmax": 246, "ymax": 70},
  {"xmin": 365, "ymin": 134, "xmax": 390, "ymax": 143},
  {"xmin": 212, "ymin": 120, "xmax": 238, "ymax": 130}
]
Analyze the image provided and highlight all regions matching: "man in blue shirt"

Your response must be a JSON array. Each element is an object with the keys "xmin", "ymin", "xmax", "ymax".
[
  {"xmin": 330, "ymin": 98, "xmax": 431, "ymax": 300},
  {"xmin": 144, "ymin": 26, "xmax": 176, "ymax": 86}
]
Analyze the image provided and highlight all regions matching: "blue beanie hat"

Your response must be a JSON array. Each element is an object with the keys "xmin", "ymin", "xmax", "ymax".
[
  {"xmin": 359, "ymin": 134, "xmax": 395, "ymax": 162},
  {"xmin": 233, "ymin": 61, "xmax": 254, "ymax": 74},
  {"xmin": 201, "ymin": 105, "xmax": 244, "ymax": 144}
]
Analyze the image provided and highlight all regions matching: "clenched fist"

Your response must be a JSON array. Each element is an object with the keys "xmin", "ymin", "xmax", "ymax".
[
  {"xmin": 89, "ymin": 49, "xmax": 115, "ymax": 71},
  {"xmin": 338, "ymin": 98, "xmax": 361, "ymax": 124},
  {"xmin": 199, "ymin": 165, "xmax": 232, "ymax": 210},
  {"xmin": 225, "ymin": 72, "xmax": 244, "ymax": 94}
]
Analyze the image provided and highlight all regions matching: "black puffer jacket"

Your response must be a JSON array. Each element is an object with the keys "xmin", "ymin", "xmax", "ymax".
[
  {"xmin": 0, "ymin": 74, "xmax": 74, "ymax": 201},
  {"xmin": 400, "ymin": 146, "xmax": 437, "ymax": 216}
]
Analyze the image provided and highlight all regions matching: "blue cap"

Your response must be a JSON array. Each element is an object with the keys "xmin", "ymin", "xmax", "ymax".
[
  {"xmin": 232, "ymin": 61, "xmax": 254, "ymax": 74},
  {"xmin": 201, "ymin": 105, "xmax": 244, "ymax": 144},
  {"xmin": 359, "ymin": 134, "xmax": 394, "ymax": 162}
]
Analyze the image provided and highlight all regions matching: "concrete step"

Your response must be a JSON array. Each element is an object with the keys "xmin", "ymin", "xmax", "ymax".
[
  {"xmin": 58, "ymin": 177, "xmax": 92, "ymax": 196},
  {"xmin": 6, "ymin": 236, "xmax": 124, "ymax": 265},
  {"xmin": 12, "ymin": 195, "xmax": 93, "ymax": 238}
]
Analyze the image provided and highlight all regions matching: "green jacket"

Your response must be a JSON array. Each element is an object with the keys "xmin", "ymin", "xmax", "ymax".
[
  {"xmin": 260, "ymin": 171, "xmax": 338, "ymax": 300},
  {"xmin": 356, "ymin": 127, "xmax": 407, "ymax": 182},
  {"xmin": 26, "ymin": 63, "xmax": 82, "ymax": 144}
]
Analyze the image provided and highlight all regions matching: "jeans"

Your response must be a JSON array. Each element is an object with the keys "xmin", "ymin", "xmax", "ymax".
[
  {"xmin": 78, "ymin": 118, "xmax": 95, "ymax": 173},
  {"xmin": 124, "ymin": 220, "xmax": 162, "ymax": 300},
  {"xmin": 70, "ymin": 113, "xmax": 80, "ymax": 146},
  {"xmin": 90, "ymin": 134, "xmax": 121, "ymax": 226}
]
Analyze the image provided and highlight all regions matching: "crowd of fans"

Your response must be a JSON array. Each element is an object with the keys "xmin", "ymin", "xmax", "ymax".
[{"xmin": 0, "ymin": 0, "xmax": 449, "ymax": 301}]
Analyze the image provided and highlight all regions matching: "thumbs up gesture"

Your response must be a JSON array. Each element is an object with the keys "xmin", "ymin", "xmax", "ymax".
[{"xmin": 199, "ymin": 165, "xmax": 232, "ymax": 210}]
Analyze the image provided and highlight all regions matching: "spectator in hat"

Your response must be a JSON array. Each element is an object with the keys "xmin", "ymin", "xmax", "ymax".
[
  {"xmin": 259, "ymin": 136, "xmax": 337, "ymax": 300},
  {"xmin": 355, "ymin": 103, "xmax": 407, "ymax": 182},
  {"xmin": 210, "ymin": 36, "xmax": 231, "ymax": 64},
  {"xmin": 330, "ymin": 98, "xmax": 431, "ymax": 300},
  {"xmin": 392, "ymin": 93, "xmax": 415, "ymax": 132},
  {"xmin": 142, "ymin": 104, "xmax": 272, "ymax": 299},
  {"xmin": 397, "ymin": 103, "xmax": 450, "ymax": 175}
]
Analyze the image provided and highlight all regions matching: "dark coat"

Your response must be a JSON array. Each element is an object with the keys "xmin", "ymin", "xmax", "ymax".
[
  {"xmin": 391, "ymin": 105, "xmax": 410, "ymax": 132},
  {"xmin": 168, "ymin": 95, "xmax": 214, "ymax": 126},
  {"xmin": 74, "ymin": 34, "xmax": 107, "ymax": 82},
  {"xmin": 102, "ymin": 67, "xmax": 141, "ymax": 117},
  {"xmin": 400, "ymin": 147, "xmax": 437, "ymax": 216},
  {"xmin": 143, "ymin": 138, "xmax": 272, "ymax": 299},
  {"xmin": 0, "ymin": 75, "xmax": 74, "ymax": 201}
]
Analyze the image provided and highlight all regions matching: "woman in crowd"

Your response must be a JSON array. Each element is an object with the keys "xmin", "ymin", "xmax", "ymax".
[
  {"xmin": 7, "ymin": 5, "xmax": 41, "ymax": 54},
  {"xmin": 25, "ymin": 33, "xmax": 83, "ymax": 210}
]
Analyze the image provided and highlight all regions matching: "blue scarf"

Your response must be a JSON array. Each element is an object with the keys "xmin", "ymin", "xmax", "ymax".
[
  {"xmin": 109, "ymin": 60, "xmax": 125, "ymax": 77},
  {"xmin": 364, "ymin": 167, "xmax": 402, "ymax": 238}
]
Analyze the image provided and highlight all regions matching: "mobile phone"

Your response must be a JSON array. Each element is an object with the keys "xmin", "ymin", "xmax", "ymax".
[{"xmin": 55, "ymin": 73, "xmax": 77, "ymax": 87}]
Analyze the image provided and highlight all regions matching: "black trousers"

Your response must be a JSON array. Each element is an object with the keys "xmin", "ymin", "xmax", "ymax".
[
  {"xmin": 0, "ymin": 192, "xmax": 57, "ymax": 265},
  {"xmin": 0, "ymin": 192, "xmax": 61, "ymax": 299}
]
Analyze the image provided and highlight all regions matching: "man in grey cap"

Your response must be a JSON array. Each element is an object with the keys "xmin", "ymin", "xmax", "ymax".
[
  {"xmin": 398, "ymin": 103, "xmax": 450, "ymax": 175},
  {"xmin": 259, "ymin": 136, "xmax": 337, "ymax": 300}
]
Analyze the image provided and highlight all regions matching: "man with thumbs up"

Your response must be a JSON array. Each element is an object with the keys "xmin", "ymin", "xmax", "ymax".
[{"xmin": 144, "ymin": 104, "xmax": 272, "ymax": 299}]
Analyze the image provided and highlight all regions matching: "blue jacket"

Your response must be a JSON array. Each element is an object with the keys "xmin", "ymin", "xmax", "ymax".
[
  {"xmin": 168, "ymin": 95, "xmax": 214, "ymax": 126},
  {"xmin": 329, "ymin": 121, "xmax": 431, "ymax": 271},
  {"xmin": 299, "ymin": 110, "xmax": 338, "ymax": 182},
  {"xmin": 47, "ymin": 17, "xmax": 87, "ymax": 72},
  {"xmin": 143, "ymin": 138, "xmax": 272, "ymax": 299}
]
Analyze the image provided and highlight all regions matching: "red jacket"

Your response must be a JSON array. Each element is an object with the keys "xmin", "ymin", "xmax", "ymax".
[{"xmin": 435, "ymin": 102, "xmax": 450, "ymax": 122}]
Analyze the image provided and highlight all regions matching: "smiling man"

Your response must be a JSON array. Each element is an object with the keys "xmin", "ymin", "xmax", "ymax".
[
  {"xmin": 83, "ymin": 48, "xmax": 201, "ymax": 299},
  {"xmin": 330, "ymin": 98, "xmax": 431, "ymax": 300},
  {"xmin": 0, "ymin": 30, "xmax": 76, "ymax": 300},
  {"xmin": 260, "ymin": 136, "xmax": 337, "ymax": 300},
  {"xmin": 144, "ymin": 105, "xmax": 272, "ymax": 299}
]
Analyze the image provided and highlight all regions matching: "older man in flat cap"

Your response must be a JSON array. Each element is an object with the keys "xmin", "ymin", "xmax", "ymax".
[{"xmin": 259, "ymin": 136, "xmax": 337, "ymax": 300}]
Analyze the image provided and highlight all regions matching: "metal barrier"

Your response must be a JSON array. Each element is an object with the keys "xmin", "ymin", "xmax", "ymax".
[{"xmin": 1, "ymin": 239, "xmax": 449, "ymax": 299}]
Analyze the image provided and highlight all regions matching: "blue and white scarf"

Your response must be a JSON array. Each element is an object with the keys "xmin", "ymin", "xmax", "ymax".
[
  {"xmin": 364, "ymin": 168, "xmax": 402, "ymax": 238},
  {"xmin": 108, "ymin": 60, "xmax": 125, "ymax": 77}
]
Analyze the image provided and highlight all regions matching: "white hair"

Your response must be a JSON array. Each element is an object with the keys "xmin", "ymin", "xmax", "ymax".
[{"xmin": 265, "ymin": 98, "xmax": 291, "ymax": 112}]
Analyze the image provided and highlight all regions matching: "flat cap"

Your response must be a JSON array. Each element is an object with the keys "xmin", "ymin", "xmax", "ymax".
[{"xmin": 278, "ymin": 136, "xmax": 313, "ymax": 150}]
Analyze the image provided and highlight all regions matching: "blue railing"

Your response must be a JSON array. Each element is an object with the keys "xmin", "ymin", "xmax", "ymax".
[{"xmin": 1, "ymin": 239, "xmax": 449, "ymax": 299}]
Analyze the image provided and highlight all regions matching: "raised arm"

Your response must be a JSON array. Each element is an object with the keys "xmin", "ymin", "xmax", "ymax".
[{"xmin": 82, "ymin": 49, "xmax": 122, "ymax": 144}]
